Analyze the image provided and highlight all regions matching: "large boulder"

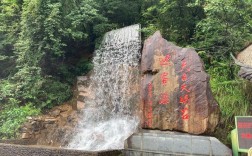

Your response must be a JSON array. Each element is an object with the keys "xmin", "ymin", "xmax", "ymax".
[
  {"xmin": 233, "ymin": 44, "xmax": 252, "ymax": 82},
  {"xmin": 140, "ymin": 31, "xmax": 220, "ymax": 134}
]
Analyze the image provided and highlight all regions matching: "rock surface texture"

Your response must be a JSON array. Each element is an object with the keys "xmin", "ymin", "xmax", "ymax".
[
  {"xmin": 74, "ymin": 76, "xmax": 93, "ymax": 110},
  {"xmin": 234, "ymin": 44, "xmax": 252, "ymax": 82},
  {"xmin": 20, "ymin": 103, "xmax": 79, "ymax": 147},
  {"xmin": 237, "ymin": 44, "xmax": 252, "ymax": 67},
  {"xmin": 19, "ymin": 76, "xmax": 93, "ymax": 147},
  {"xmin": 140, "ymin": 31, "xmax": 220, "ymax": 134}
]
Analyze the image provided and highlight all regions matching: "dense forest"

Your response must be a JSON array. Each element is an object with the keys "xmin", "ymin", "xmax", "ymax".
[{"xmin": 0, "ymin": 0, "xmax": 251, "ymax": 144}]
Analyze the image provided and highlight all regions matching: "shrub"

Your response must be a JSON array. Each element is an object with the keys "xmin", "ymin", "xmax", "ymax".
[
  {"xmin": 74, "ymin": 58, "xmax": 93, "ymax": 75},
  {"xmin": 208, "ymin": 60, "xmax": 252, "ymax": 145},
  {"xmin": 0, "ymin": 104, "xmax": 40, "ymax": 139}
]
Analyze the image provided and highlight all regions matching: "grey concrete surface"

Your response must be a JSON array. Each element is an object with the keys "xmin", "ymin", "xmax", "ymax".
[
  {"xmin": 124, "ymin": 130, "xmax": 232, "ymax": 156},
  {"xmin": 0, "ymin": 143, "xmax": 121, "ymax": 156}
]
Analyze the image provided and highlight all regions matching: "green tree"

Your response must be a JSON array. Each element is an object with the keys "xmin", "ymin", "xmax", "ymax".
[
  {"xmin": 0, "ymin": 0, "xmax": 107, "ymax": 110},
  {"xmin": 193, "ymin": 0, "xmax": 252, "ymax": 59},
  {"xmin": 0, "ymin": 0, "xmax": 22, "ymax": 78},
  {"xmin": 192, "ymin": 0, "xmax": 252, "ymax": 145},
  {"xmin": 141, "ymin": 0, "xmax": 205, "ymax": 45},
  {"xmin": 96, "ymin": 0, "xmax": 142, "ymax": 26}
]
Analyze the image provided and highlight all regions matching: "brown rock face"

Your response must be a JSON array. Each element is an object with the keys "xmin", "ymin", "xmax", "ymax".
[
  {"xmin": 140, "ymin": 31, "xmax": 220, "ymax": 134},
  {"xmin": 20, "ymin": 103, "xmax": 80, "ymax": 147}
]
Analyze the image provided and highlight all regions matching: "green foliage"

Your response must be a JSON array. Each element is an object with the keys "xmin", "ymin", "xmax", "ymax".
[
  {"xmin": 0, "ymin": 0, "xmax": 107, "ymax": 138},
  {"xmin": 208, "ymin": 60, "xmax": 252, "ymax": 145},
  {"xmin": 66, "ymin": 0, "xmax": 106, "ymax": 41},
  {"xmin": 0, "ymin": 104, "xmax": 40, "ymax": 139},
  {"xmin": 0, "ymin": 80, "xmax": 16, "ymax": 102},
  {"xmin": 39, "ymin": 79, "xmax": 71, "ymax": 108},
  {"xmin": 209, "ymin": 61, "xmax": 251, "ymax": 123},
  {"xmin": 0, "ymin": 0, "xmax": 21, "ymax": 78},
  {"xmin": 74, "ymin": 59, "xmax": 93, "ymax": 75},
  {"xmin": 0, "ymin": 67, "xmax": 71, "ymax": 109},
  {"xmin": 0, "ymin": 0, "xmax": 251, "ymax": 143},
  {"xmin": 96, "ymin": 0, "xmax": 142, "ymax": 26},
  {"xmin": 16, "ymin": 0, "xmax": 66, "ymax": 67},
  {"xmin": 193, "ymin": 0, "xmax": 252, "ymax": 59},
  {"xmin": 193, "ymin": 1, "xmax": 252, "ymax": 145},
  {"xmin": 192, "ymin": 1, "xmax": 251, "ymax": 145},
  {"xmin": 141, "ymin": 0, "xmax": 205, "ymax": 45}
]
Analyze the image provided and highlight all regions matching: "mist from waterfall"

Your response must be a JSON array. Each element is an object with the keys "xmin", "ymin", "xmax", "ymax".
[{"xmin": 67, "ymin": 25, "xmax": 141, "ymax": 151}]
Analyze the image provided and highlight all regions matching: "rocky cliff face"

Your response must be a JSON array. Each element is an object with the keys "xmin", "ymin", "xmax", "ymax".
[
  {"xmin": 20, "ymin": 76, "xmax": 91, "ymax": 147},
  {"xmin": 140, "ymin": 31, "xmax": 220, "ymax": 134}
]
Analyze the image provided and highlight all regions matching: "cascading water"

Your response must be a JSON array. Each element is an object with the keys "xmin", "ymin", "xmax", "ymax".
[{"xmin": 67, "ymin": 25, "xmax": 141, "ymax": 151}]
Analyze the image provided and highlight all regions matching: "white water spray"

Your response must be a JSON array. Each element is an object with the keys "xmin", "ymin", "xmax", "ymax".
[{"xmin": 67, "ymin": 25, "xmax": 141, "ymax": 151}]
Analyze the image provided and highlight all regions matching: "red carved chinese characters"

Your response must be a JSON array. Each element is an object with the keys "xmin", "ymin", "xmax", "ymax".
[
  {"xmin": 148, "ymin": 82, "xmax": 153, "ymax": 98},
  {"xmin": 158, "ymin": 53, "xmax": 172, "ymax": 105},
  {"xmin": 180, "ymin": 59, "xmax": 190, "ymax": 120},
  {"xmin": 181, "ymin": 60, "xmax": 187, "ymax": 71},
  {"xmin": 180, "ymin": 94, "xmax": 189, "ymax": 105},
  {"xmin": 181, "ymin": 60, "xmax": 191, "ymax": 72},
  {"xmin": 180, "ymin": 107, "xmax": 188, "ymax": 114},
  {"xmin": 159, "ymin": 93, "xmax": 169, "ymax": 105},
  {"xmin": 180, "ymin": 84, "xmax": 190, "ymax": 93},
  {"xmin": 181, "ymin": 73, "xmax": 187, "ymax": 82},
  {"xmin": 145, "ymin": 83, "xmax": 153, "ymax": 127},
  {"xmin": 182, "ymin": 114, "xmax": 189, "ymax": 120},
  {"xmin": 160, "ymin": 72, "xmax": 168, "ymax": 85},
  {"xmin": 159, "ymin": 54, "xmax": 171, "ymax": 66}
]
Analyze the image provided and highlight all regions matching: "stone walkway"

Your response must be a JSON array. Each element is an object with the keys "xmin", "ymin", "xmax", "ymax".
[{"xmin": 124, "ymin": 130, "xmax": 232, "ymax": 156}]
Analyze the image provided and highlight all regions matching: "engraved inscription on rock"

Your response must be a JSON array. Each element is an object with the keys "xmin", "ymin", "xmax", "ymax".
[{"xmin": 140, "ymin": 31, "xmax": 220, "ymax": 134}]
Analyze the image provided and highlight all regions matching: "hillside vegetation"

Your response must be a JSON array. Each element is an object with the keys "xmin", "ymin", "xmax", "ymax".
[{"xmin": 0, "ymin": 0, "xmax": 251, "ymax": 144}]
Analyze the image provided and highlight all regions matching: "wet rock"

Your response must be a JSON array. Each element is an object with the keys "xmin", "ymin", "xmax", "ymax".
[
  {"xmin": 58, "ymin": 104, "xmax": 72, "ymax": 112},
  {"xmin": 20, "ymin": 103, "xmax": 78, "ymax": 146},
  {"xmin": 23, "ymin": 123, "xmax": 32, "ymax": 130},
  {"xmin": 33, "ymin": 116, "xmax": 43, "ymax": 121},
  {"xmin": 77, "ymin": 94, "xmax": 85, "ymax": 101},
  {"xmin": 77, "ymin": 76, "xmax": 88, "ymax": 85},
  {"xmin": 140, "ymin": 31, "xmax": 220, "ymax": 134},
  {"xmin": 32, "ymin": 122, "xmax": 42, "ymax": 132},
  {"xmin": 74, "ymin": 76, "xmax": 93, "ymax": 111},
  {"xmin": 67, "ymin": 112, "xmax": 78, "ymax": 124},
  {"xmin": 60, "ymin": 111, "xmax": 69, "ymax": 118},
  {"xmin": 21, "ymin": 133, "xmax": 30, "ymax": 139},
  {"xmin": 31, "ymin": 121, "xmax": 37, "ymax": 125},
  {"xmin": 26, "ymin": 116, "xmax": 32, "ymax": 120},
  {"xmin": 76, "ymin": 101, "xmax": 85, "ymax": 110},
  {"xmin": 77, "ymin": 76, "xmax": 89, "ymax": 92},
  {"xmin": 79, "ymin": 92, "xmax": 89, "ymax": 97},
  {"xmin": 77, "ymin": 86, "xmax": 87, "ymax": 92},
  {"xmin": 49, "ymin": 109, "xmax": 61, "ymax": 117},
  {"xmin": 19, "ymin": 127, "xmax": 29, "ymax": 133},
  {"xmin": 44, "ymin": 117, "xmax": 57, "ymax": 124}
]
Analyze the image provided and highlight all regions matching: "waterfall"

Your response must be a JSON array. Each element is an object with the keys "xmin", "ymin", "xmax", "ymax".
[{"xmin": 67, "ymin": 24, "xmax": 141, "ymax": 151}]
